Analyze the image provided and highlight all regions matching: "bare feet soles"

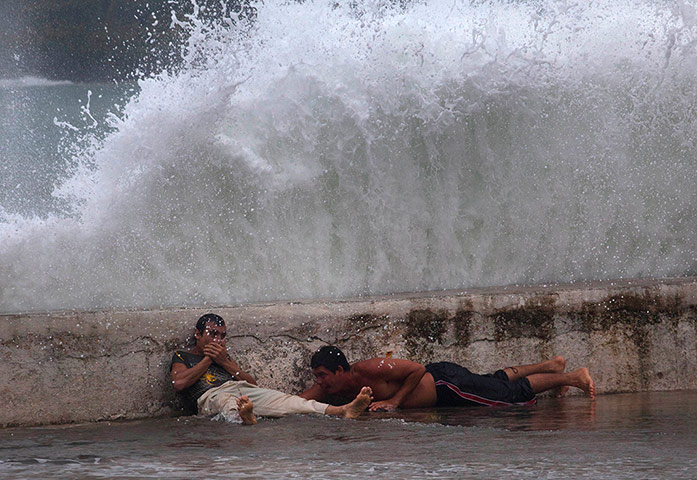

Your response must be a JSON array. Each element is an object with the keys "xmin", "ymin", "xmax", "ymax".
[
  {"xmin": 237, "ymin": 395, "xmax": 257, "ymax": 425},
  {"xmin": 343, "ymin": 386, "xmax": 373, "ymax": 418},
  {"xmin": 571, "ymin": 367, "xmax": 596, "ymax": 400}
]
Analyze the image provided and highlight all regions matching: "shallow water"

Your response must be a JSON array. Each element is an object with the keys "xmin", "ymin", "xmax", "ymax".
[{"xmin": 2, "ymin": 391, "xmax": 696, "ymax": 479}]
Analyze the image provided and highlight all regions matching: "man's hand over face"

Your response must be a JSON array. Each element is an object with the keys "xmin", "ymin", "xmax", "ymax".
[{"xmin": 203, "ymin": 343, "xmax": 228, "ymax": 364}]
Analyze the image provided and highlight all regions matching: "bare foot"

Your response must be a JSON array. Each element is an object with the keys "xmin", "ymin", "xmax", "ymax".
[
  {"xmin": 571, "ymin": 367, "xmax": 596, "ymax": 400},
  {"xmin": 556, "ymin": 386, "xmax": 570, "ymax": 398},
  {"xmin": 237, "ymin": 396, "xmax": 257, "ymax": 425},
  {"xmin": 343, "ymin": 387, "xmax": 373, "ymax": 419}
]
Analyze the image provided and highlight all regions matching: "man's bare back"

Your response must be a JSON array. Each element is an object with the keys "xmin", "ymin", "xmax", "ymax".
[
  {"xmin": 300, "ymin": 353, "xmax": 437, "ymax": 411},
  {"xmin": 346, "ymin": 358, "xmax": 437, "ymax": 410},
  {"xmin": 301, "ymin": 346, "xmax": 596, "ymax": 411}
]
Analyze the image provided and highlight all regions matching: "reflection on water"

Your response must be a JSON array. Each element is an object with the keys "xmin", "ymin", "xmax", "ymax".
[{"xmin": 1, "ymin": 392, "xmax": 696, "ymax": 479}]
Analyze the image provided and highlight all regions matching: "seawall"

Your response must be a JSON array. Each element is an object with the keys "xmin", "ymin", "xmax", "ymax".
[{"xmin": 2, "ymin": 277, "xmax": 696, "ymax": 427}]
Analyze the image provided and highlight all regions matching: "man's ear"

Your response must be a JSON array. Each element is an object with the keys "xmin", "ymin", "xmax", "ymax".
[{"xmin": 336, "ymin": 366, "xmax": 345, "ymax": 375}]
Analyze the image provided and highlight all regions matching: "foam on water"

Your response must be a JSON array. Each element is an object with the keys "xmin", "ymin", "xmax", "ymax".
[
  {"xmin": 1, "ymin": 0, "xmax": 696, "ymax": 313},
  {"xmin": 0, "ymin": 76, "xmax": 75, "ymax": 88}
]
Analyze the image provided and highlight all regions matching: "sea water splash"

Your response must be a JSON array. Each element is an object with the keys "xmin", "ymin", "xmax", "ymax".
[{"xmin": 1, "ymin": 0, "xmax": 696, "ymax": 313}]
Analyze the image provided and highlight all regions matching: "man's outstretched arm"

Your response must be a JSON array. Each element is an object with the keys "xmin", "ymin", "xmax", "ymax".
[{"xmin": 357, "ymin": 358, "xmax": 426, "ymax": 411}]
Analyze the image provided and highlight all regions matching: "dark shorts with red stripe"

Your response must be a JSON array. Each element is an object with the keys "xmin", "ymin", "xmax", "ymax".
[{"xmin": 426, "ymin": 361, "xmax": 536, "ymax": 407}]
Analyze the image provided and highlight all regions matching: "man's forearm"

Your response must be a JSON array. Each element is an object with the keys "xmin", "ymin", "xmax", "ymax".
[
  {"xmin": 389, "ymin": 367, "xmax": 426, "ymax": 406},
  {"xmin": 220, "ymin": 359, "xmax": 257, "ymax": 385},
  {"xmin": 203, "ymin": 343, "xmax": 259, "ymax": 385},
  {"xmin": 171, "ymin": 357, "xmax": 213, "ymax": 391}
]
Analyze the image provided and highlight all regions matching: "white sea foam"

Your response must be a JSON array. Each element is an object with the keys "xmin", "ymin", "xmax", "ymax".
[
  {"xmin": 0, "ymin": 76, "xmax": 74, "ymax": 88},
  {"xmin": 1, "ymin": 0, "xmax": 696, "ymax": 313}
]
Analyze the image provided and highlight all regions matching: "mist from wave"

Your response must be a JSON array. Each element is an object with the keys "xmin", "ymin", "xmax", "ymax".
[
  {"xmin": 0, "ymin": 76, "xmax": 75, "ymax": 88},
  {"xmin": 1, "ymin": 0, "xmax": 696, "ymax": 313}
]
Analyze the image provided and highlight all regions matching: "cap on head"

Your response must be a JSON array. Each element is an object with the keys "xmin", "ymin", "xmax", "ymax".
[
  {"xmin": 195, "ymin": 313, "xmax": 225, "ymax": 333},
  {"xmin": 311, "ymin": 345, "xmax": 350, "ymax": 372}
]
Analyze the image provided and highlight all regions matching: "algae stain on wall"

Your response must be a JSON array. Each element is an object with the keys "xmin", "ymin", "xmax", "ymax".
[
  {"xmin": 492, "ymin": 296, "xmax": 557, "ymax": 343},
  {"xmin": 403, "ymin": 305, "xmax": 474, "ymax": 362}
]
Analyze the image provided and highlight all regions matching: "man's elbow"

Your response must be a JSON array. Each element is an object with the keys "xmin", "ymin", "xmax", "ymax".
[
  {"xmin": 171, "ymin": 378, "xmax": 188, "ymax": 392},
  {"xmin": 404, "ymin": 365, "xmax": 426, "ymax": 385},
  {"xmin": 413, "ymin": 364, "xmax": 426, "ymax": 380}
]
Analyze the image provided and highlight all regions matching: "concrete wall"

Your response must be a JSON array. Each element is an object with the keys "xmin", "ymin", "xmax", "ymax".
[{"xmin": 1, "ymin": 277, "xmax": 696, "ymax": 427}]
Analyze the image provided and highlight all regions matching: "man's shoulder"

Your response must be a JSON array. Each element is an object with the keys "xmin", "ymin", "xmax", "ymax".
[
  {"xmin": 352, "ymin": 357, "xmax": 425, "ymax": 378},
  {"xmin": 170, "ymin": 350, "xmax": 202, "ymax": 367},
  {"xmin": 349, "ymin": 358, "xmax": 391, "ymax": 381},
  {"xmin": 352, "ymin": 357, "xmax": 387, "ymax": 371}
]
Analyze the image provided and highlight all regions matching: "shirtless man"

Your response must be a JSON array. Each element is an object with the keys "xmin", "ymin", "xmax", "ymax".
[
  {"xmin": 300, "ymin": 346, "xmax": 595, "ymax": 411},
  {"xmin": 170, "ymin": 314, "xmax": 373, "ymax": 424}
]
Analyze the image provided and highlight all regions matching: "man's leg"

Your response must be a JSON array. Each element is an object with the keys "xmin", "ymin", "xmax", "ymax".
[
  {"xmin": 428, "ymin": 361, "xmax": 537, "ymax": 407},
  {"xmin": 503, "ymin": 356, "xmax": 566, "ymax": 381},
  {"xmin": 198, "ymin": 382, "xmax": 326, "ymax": 419},
  {"xmin": 503, "ymin": 356, "xmax": 568, "ymax": 398},
  {"xmin": 526, "ymin": 368, "xmax": 596, "ymax": 399},
  {"xmin": 324, "ymin": 387, "xmax": 373, "ymax": 418},
  {"xmin": 237, "ymin": 384, "xmax": 373, "ymax": 418}
]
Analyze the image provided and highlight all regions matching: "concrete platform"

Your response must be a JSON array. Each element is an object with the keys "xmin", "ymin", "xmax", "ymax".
[{"xmin": 1, "ymin": 277, "xmax": 696, "ymax": 427}]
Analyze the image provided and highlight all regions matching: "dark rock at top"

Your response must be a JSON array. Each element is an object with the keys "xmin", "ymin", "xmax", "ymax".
[{"xmin": 0, "ymin": 0, "xmax": 255, "ymax": 82}]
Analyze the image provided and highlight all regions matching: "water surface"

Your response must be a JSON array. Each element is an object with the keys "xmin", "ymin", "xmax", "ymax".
[{"xmin": 2, "ymin": 391, "xmax": 695, "ymax": 479}]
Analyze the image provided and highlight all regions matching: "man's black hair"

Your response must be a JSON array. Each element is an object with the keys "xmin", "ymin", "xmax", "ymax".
[
  {"xmin": 195, "ymin": 313, "xmax": 225, "ymax": 333},
  {"xmin": 311, "ymin": 346, "xmax": 350, "ymax": 373}
]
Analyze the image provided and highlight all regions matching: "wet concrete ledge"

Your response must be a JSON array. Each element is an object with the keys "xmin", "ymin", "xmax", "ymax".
[{"xmin": 1, "ymin": 277, "xmax": 696, "ymax": 427}]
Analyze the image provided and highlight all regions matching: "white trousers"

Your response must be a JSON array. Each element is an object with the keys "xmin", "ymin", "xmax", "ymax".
[{"xmin": 198, "ymin": 381, "xmax": 330, "ymax": 417}]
